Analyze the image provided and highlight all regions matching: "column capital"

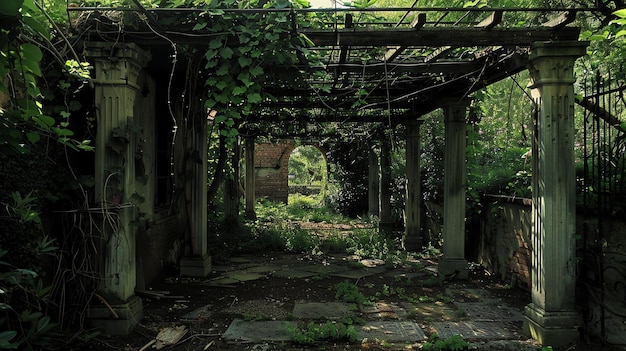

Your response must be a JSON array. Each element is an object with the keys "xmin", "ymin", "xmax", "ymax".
[
  {"xmin": 439, "ymin": 97, "xmax": 471, "ymax": 124},
  {"xmin": 86, "ymin": 42, "xmax": 152, "ymax": 63},
  {"xmin": 86, "ymin": 43, "xmax": 152, "ymax": 90},
  {"xmin": 528, "ymin": 41, "xmax": 588, "ymax": 87},
  {"xmin": 530, "ymin": 40, "xmax": 588, "ymax": 60},
  {"xmin": 404, "ymin": 119, "xmax": 424, "ymax": 137},
  {"xmin": 437, "ymin": 97, "xmax": 471, "ymax": 109}
]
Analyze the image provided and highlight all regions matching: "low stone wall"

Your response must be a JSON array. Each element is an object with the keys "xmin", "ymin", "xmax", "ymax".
[
  {"xmin": 478, "ymin": 196, "xmax": 626, "ymax": 348},
  {"xmin": 578, "ymin": 213, "xmax": 626, "ymax": 347},
  {"xmin": 478, "ymin": 195, "xmax": 532, "ymax": 290},
  {"xmin": 136, "ymin": 209, "xmax": 182, "ymax": 287},
  {"xmin": 289, "ymin": 185, "xmax": 321, "ymax": 196}
]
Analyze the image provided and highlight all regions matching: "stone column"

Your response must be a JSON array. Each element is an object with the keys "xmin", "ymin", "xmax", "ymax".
[
  {"xmin": 224, "ymin": 136, "xmax": 240, "ymax": 223},
  {"xmin": 403, "ymin": 119, "xmax": 424, "ymax": 251},
  {"xmin": 438, "ymin": 98, "xmax": 470, "ymax": 279},
  {"xmin": 368, "ymin": 147, "xmax": 380, "ymax": 216},
  {"xmin": 379, "ymin": 132, "xmax": 393, "ymax": 234},
  {"xmin": 180, "ymin": 111, "xmax": 211, "ymax": 277},
  {"xmin": 86, "ymin": 43, "xmax": 149, "ymax": 335},
  {"xmin": 244, "ymin": 136, "xmax": 257, "ymax": 220},
  {"xmin": 523, "ymin": 41, "xmax": 587, "ymax": 347}
]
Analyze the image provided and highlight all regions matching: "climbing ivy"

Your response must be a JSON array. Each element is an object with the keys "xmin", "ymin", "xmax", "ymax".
[{"xmin": 195, "ymin": 0, "xmax": 314, "ymax": 145}]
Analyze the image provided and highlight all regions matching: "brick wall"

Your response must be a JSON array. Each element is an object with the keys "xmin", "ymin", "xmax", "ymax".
[{"xmin": 254, "ymin": 141, "xmax": 296, "ymax": 203}]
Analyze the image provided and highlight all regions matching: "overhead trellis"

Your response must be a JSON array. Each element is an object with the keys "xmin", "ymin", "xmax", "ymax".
[{"xmin": 69, "ymin": 3, "xmax": 585, "ymax": 123}]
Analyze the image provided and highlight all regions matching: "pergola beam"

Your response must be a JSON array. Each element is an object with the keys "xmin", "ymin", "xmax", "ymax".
[{"xmin": 302, "ymin": 27, "xmax": 580, "ymax": 47}]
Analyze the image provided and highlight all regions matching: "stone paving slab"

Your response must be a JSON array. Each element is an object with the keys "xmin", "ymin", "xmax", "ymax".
[
  {"xmin": 223, "ymin": 271, "xmax": 267, "ymax": 282},
  {"xmin": 205, "ymin": 277, "xmax": 240, "ymax": 286},
  {"xmin": 383, "ymin": 271, "xmax": 433, "ymax": 280},
  {"xmin": 298, "ymin": 264, "xmax": 349, "ymax": 274},
  {"xmin": 400, "ymin": 302, "xmax": 458, "ymax": 321},
  {"xmin": 245, "ymin": 265, "xmax": 282, "ymax": 274},
  {"xmin": 271, "ymin": 269, "xmax": 317, "ymax": 279},
  {"xmin": 432, "ymin": 321, "xmax": 520, "ymax": 340},
  {"xmin": 454, "ymin": 302, "xmax": 524, "ymax": 322},
  {"xmin": 331, "ymin": 267, "xmax": 386, "ymax": 279},
  {"xmin": 360, "ymin": 302, "xmax": 406, "ymax": 320},
  {"xmin": 357, "ymin": 321, "xmax": 426, "ymax": 342},
  {"xmin": 179, "ymin": 304, "xmax": 213, "ymax": 322},
  {"xmin": 223, "ymin": 319, "xmax": 297, "ymax": 342},
  {"xmin": 292, "ymin": 302, "xmax": 355, "ymax": 320}
]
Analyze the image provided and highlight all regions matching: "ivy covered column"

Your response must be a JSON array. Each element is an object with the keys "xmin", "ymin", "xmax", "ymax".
[
  {"xmin": 368, "ymin": 147, "xmax": 380, "ymax": 216},
  {"xmin": 523, "ymin": 41, "xmax": 587, "ymax": 347},
  {"xmin": 86, "ymin": 43, "xmax": 149, "ymax": 335},
  {"xmin": 403, "ymin": 119, "xmax": 424, "ymax": 251},
  {"xmin": 244, "ymin": 136, "xmax": 257, "ymax": 220},
  {"xmin": 439, "ymin": 98, "xmax": 470, "ymax": 280},
  {"xmin": 379, "ymin": 132, "xmax": 393, "ymax": 234}
]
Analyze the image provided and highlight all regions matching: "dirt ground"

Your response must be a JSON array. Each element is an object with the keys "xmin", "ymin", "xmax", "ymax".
[{"xmin": 83, "ymin": 250, "xmax": 568, "ymax": 351}]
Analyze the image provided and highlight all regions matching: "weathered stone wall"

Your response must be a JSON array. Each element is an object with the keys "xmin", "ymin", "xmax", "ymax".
[
  {"xmin": 478, "ymin": 197, "xmax": 626, "ymax": 347},
  {"xmin": 478, "ymin": 196, "xmax": 532, "ymax": 289},
  {"xmin": 579, "ymin": 215, "xmax": 626, "ymax": 347},
  {"xmin": 254, "ymin": 141, "xmax": 296, "ymax": 203},
  {"xmin": 136, "ymin": 210, "xmax": 183, "ymax": 287}
]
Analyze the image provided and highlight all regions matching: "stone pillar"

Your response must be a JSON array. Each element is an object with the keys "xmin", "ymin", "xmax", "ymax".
[
  {"xmin": 438, "ymin": 98, "xmax": 470, "ymax": 280},
  {"xmin": 180, "ymin": 111, "xmax": 211, "ymax": 277},
  {"xmin": 368, "ymin": 147, "xmax": 380, "ymax": 216},
  {"xmin": 86, "ymin": 43, "xmax": 149, "ymax": 335},
  {"xmin": 379, "ymin": 132, "xmax": 393, "ymax": 234},
  {"xmin": 403, "ymin": 119, "xmax": 424, "ymax": 251},
  {"xmin": 224, "ymin": 136, "xmax": 240, "ymax": 223},
  {"xmin": 523, "ymin": 41, "xmax": 587, "ymax": 347},
  {"xmin": 244, "ymin": 136, "xmax": 257, "ymax": 220}
]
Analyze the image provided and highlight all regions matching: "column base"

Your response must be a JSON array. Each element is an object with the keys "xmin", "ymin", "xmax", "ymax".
[
  {"xmin": 402, "ymin": 233, "xmax": 422, "ymax": 252},
  {"xmin": 438, "ymin": 258, "xmax": 469, "ymax": 280},
  {"xmin": 87, "ymin": 295, "xmax": 143, "ymax": 335},
  {"xmin": 244, "ymin": 210, "xmax": 257, "ymax": 221},
  {"xmin": 379, "ymin": 221, "xmax": 394, "ymax": 235},
  {"xmin": 523, "ymin": 303, "xmax": 580, "ymax": 347},
  {"xmin": 180, "ymin": 255, "xmax": 212, "ymax": 277}
]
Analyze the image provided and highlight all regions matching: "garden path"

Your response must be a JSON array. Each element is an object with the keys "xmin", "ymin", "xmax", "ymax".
[{"xmin": 90, "ymin": 252, "xmax": 561, "ymax": 351}]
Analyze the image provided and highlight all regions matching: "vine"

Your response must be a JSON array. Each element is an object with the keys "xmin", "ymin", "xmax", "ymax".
[{"xmin": 195, "ymin": 0, "xmax": 313, "ymax": 146}]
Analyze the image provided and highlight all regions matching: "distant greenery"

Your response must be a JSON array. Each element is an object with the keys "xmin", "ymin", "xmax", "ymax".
[
  {"xmin": 209, "ymin": 194, "xmax": 412, "ymax": 263},
  {"xmin": 289, "ymin": 145, "xmax": 327, "ymax": 187}
]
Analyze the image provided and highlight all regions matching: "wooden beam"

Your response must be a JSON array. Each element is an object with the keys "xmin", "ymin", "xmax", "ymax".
[
  {"xmin": 542, "ymin": 10, "xmax": 576, "ymax": 28},
  {"xmin": 424, "ymin": 46, "xmax": 452, "ymax": 62},
  {"xmin": 384, "ymin": 13, "xmax": 427, "ymax": 62},
  {"xmin": 303, "ymin": 27, "xmax": 581, "ymax": 47},
  {"xmin": 475, "ymin": 10, "xmax": 503, "ymax": 30},
  {"xmin": 322, "ymin": 61, "xmax": 483, "ymax": 74}
]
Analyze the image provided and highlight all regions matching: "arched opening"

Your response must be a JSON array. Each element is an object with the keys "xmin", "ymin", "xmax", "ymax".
[{"xmin": 287, "ymin": 145, "xmax": 328, "ymax": 204}]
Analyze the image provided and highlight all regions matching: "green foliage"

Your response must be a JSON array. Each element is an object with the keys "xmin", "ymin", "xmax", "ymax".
[
  {"xmin": 0, "ymin": 0, "xmax": 92, "ymax": 154},
  {"xmin": 5, "ymin": 191, "xmax": 41, "ymax": 225},
  {"xmin": 188, "ymin": 0, "xmax": 317, "ymax": 147},
  {"xmin": 289, "ymin": 145, "xmax": 327, "ymax": 187},
  {"xmin": 325, "ymin": 139, "xmax": 371, "ymax": 217},
  {"xmin": 344, "ymin": 228, "xmax": 395, "ymax": 261},
  {"xmin": 335, "ymin": 281, "xmax": 370, "ymax": 305},
  {"xmin": 287, "ymin": 320, "xmax": 357, "ymax": 345},
  {"xmin": 0, "ymin": 243, "xmax": 60, "ymax": 350},
  {"xmin": 422, "ymin": 334, "xmax": 469, "ymax": 351}
]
